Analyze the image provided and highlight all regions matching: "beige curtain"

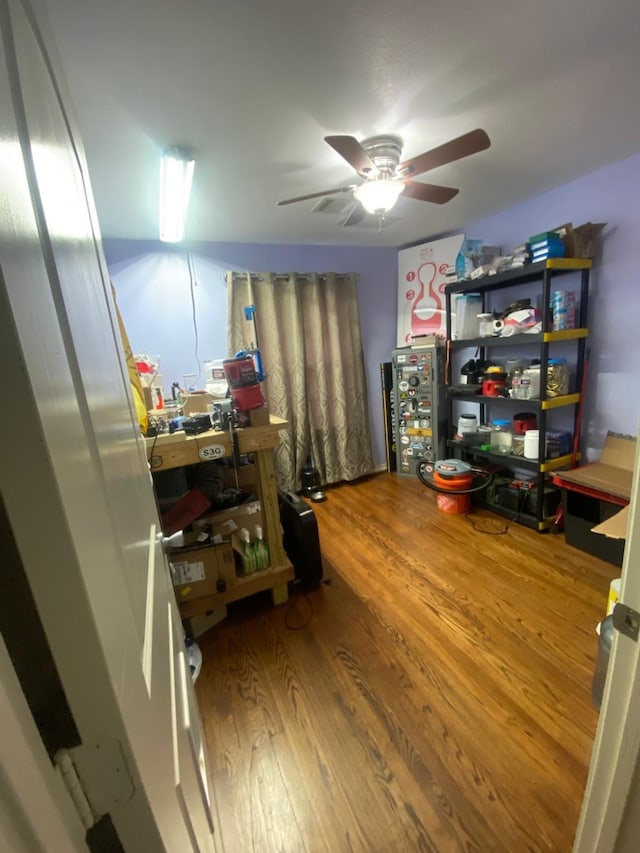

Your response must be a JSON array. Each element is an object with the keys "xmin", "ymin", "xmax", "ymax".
[{"xmin": 227, "ymin": 271, "xmax": 375, "ymax": 493}]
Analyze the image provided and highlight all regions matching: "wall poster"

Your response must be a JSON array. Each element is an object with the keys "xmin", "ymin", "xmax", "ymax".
[{"xmin": 397, "ymin": 234, "xmax": 464, "ymax": 346}]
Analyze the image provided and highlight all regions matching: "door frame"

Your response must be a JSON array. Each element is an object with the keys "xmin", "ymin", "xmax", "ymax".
[
  {"xmin": 574, "ymin": 432, "xmax": 640, "ymax": 851},
  {"xmin": 0, "ymin": 634, "xmax": 88, "ymax": 852}
]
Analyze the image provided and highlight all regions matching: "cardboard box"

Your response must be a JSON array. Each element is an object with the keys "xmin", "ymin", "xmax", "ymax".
[
  {"xmin": 182, "ymin": 391, "xmax": 215, "ymax": 415},
  {"xmin": 557, "ymin": 433, "xmax": 635, "ymax": 565},
  {"xmin": 194, "ymin": 500, "xmax": 263, "ymax": 543},
  {"xmin": 183, "ymin": 607, "xmax": 227, "ymax": 639},
  {"xmin": 221, "ymin": 462, "xmax": 257, "ymax": 490},
  {"xmin": 552, "ymin": 221, "xmax": 606, "ymax": 259},
  {"xmin": 168, "ymin": 538, "xmax": 235, "ymax": 602},
  {"xmin": 562, "ymin": 490, "xmax": 626, "ymax": 567},
  {"xmin": 557, "ymin": 433, "xmax": 635, "ymax": 501}
]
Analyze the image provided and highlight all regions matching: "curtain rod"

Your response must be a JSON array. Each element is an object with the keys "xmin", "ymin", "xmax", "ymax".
[{"xmin": 229, "ymin": 272, "xmax": 353, "ymax": 282}]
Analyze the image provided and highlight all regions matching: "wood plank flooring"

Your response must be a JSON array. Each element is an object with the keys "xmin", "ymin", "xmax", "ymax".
[{"xmin": 195, "ymin": 473, "xmax": 616, "ymax": 852}]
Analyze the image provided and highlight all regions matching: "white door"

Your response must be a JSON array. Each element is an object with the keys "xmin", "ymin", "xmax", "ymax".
[
  {"xmin": 574, "ymin": 432, "xmax": 640, "ymax": 852},
  {"xmin": 0, "ymin": 1, "xmax": 219, "ymax": 850}
]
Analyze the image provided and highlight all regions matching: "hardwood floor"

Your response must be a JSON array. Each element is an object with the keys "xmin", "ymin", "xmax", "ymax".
[{"xmin": 195, "ymin": 473, "xmax": 616, "ymax": 852}]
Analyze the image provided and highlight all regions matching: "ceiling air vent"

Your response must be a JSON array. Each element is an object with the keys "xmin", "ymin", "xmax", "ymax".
[{"xmin": 310, "ymin": 197, "xmax": 353, "ymax": 214}]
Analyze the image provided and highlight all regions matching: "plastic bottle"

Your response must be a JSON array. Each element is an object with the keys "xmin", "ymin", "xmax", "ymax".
[
  {"xmin": 523, "ymin": 365, "xmax": 541, "ymax": 399},
  {"xmin": 252, "ymin": 525, "xmax": 269, "ymax": 571},
  {"xmin": 239, "ymin": 528, "xmax": 256, "ymax": 575}
]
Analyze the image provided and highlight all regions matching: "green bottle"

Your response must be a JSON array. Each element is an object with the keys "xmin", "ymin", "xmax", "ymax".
[
  {"xmin": 253, "ymin": 525, "xmax": 269, "ymax": 570},
  {"xmin": 239, "ymin": 528, "xmax": 255, "ymax": 575}
]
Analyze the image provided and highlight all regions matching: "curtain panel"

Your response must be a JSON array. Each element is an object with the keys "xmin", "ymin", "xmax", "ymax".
[{"xmin": 227, "ymin": 271, "xmax": 374, "ymax": 493}]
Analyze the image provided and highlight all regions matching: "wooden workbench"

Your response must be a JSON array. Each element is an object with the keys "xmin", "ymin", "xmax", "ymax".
[{"xmin": 146, "ymin": 413, "xmax": 294, "ymax": 613}]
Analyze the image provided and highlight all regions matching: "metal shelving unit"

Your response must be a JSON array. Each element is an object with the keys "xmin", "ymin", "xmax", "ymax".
[{"xmin": 444, "ymin": 258, "xmax": 592, "ymax": 530}]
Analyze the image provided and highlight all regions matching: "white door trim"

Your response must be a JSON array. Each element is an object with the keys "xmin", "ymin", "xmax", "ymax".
[
  {"xmin": 574, "ymin": 432, "xmax": 640, "ymax": 851},
  {"xmin": 0, "ymin": 634, "xmax": 88, "ymax": 853}
]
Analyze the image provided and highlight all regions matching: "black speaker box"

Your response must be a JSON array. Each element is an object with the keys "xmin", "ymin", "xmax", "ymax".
[{"xmin": 278, "ymin": 491, "xmax": 323, "ymax": 588}]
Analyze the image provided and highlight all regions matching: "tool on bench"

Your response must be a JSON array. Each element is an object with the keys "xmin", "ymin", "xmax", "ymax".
[{"xmin": 229, "ymin": 418, "xmax": 241, "ymax": 490}]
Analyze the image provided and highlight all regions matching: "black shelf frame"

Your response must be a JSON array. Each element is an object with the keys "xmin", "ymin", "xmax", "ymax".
[
  {"xmin": 445, "ymin": 258, "xmax": 592, "ymax": 295},
  {"xmin": 449, "ymin": 328, "xmax": 588, "ymax": 350},
  {"xmin": 444, "ymin": 259, "xmax": 591, "ymax": 531},
  {"xmin": 447, "ymin": 440, "xmax": 576, "ymax": 474}
]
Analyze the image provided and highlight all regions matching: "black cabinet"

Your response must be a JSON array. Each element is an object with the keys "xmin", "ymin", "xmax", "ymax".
[{"xmin": 444, "ymin": 259, "xmax": 592, "ymax": 530}]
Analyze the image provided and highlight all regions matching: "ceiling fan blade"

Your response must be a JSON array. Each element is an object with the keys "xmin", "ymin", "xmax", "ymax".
[
  {"xmin": 340, "ymin": 201, "xmax": 366, "ymax": 227},
  {"xmin": 325, "ymin": 135, "xmax": 378, "ymax": 176},
  {"xmin": 402, "ymin": 181, "xmax": 459, "ymax": 205},
  {"xmin": 277, "ymin": 185, "xmax": 355, "ymax": 206},
  {"xmin": 398, "ymin": 129, "xmax": 490, "ymax": 178}
]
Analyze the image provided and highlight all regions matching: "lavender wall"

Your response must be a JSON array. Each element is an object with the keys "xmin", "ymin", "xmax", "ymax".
[
  {"xmin": 104, "ymin": 239, "xmax": 397, "ymax": 466},
  {"xmin": 462, "ymin": 151, "xmax": 640, "ymax": 458},
  {"xmin": 105, "ymin": 149, "xmax": 640, "ymax": 470}
]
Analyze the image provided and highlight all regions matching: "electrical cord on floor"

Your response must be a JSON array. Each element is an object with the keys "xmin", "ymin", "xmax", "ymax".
[
  {"xmin": 283, "ymin": 577, "xmax": 331, "ymax": 630},
  {"xmin": 284, "ymin": 590, "xmax": 314, "ymax": 630}
]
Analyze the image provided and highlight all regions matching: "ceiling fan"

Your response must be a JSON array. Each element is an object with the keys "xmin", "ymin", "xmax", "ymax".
[{"xmin": 277, "ymin": 128, "xmax": 490, "ymax": 226}]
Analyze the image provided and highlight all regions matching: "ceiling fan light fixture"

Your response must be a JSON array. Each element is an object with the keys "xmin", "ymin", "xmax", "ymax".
[
  {"xmin": 159, "ymin": 145, "xmax": 195, "ymax": 242},
  {"xmin": 353, "ymin": 177, "xmax": 404, "ymax": 214}
]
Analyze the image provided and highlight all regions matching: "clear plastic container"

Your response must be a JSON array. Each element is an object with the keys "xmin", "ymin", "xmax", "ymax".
[
  {"xmin": 454, "ymin": 294, "xmax": 483, "ymax": 339},
  {"xmin": 490, "ymin": 420, "xmax": 513, "ymax": 454},
  {"xmin": 523, "ymin": 365, "xmax": 541, "ymax": 399},
  {"xmin": 511, "ymin": 434, "xmax": 525, "ymax": 456},
  {"xmin": 477, "ymin": 313, "xmax": 494, "ymax": 337},
  {"xmin": 204, "ymin": 359, "xmax": 229, "ymax": 398},
  {"xmin": 547, "ymin": 358, "xmax": 569, "ymax": 398}
]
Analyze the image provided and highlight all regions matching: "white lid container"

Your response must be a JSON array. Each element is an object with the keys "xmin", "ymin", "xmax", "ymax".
[{"xmin": 524, "ymin": 429, "xmax": 540, "ymax": 460}]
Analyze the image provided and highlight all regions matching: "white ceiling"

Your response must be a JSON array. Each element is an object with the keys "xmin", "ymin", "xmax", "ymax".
[{"xmin": 43, "ymin": 0, "xmax": 640, "ymax": 248}]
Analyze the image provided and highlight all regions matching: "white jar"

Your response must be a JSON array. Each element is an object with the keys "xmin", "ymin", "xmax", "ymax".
[
  {"xmin": 524, "ymin": 429, "xmax": 541, "ymax": 460},
  {"xmin": 457, "ymin": 413, "xmax": 478, "ymax": 438}
]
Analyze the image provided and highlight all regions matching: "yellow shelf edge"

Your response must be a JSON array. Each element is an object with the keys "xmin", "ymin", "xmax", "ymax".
[
  {"xmin": 545, "ymin": 258, "xmax": 592, "ymax": 270},
  {"xmin": 540, "ymin": 453, "xmax": 580, "ymax": 473},
  {"xmin": 540, "ymin": 392, "xmax": 581, "ymax": 410},
  {"xmin": 538, "ymin": 517, "xmax": 556, "ymax": 531},
  {"xmin": 543, "ymin": 328, "xmax": 589, "ymax": 342}
]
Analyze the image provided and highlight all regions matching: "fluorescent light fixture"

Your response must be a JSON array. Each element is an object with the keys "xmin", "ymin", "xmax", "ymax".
[
  {"xmin": 159, "ymin": 146, "xmax": 195, "ymax": 242},
  {"xmin": 353, "ymin": 177, "xmax": 404, "ymax": 214}
]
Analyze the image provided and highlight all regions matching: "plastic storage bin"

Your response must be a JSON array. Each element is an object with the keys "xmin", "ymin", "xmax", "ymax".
[{"xmin": 454, "ymin": 294, "xmax": 483, "ymax": 339}]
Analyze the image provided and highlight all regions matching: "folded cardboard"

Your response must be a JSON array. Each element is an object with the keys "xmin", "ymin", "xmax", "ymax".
[
  {"xmin": 194, "ymin": 500, "xmax": 263, "ymax": 543},
  {"xmin": 182, "ymin": 391, "xmax": 215, "ymax": 416},
  {"xmin": 558, "ymin": 433, "xmax": 635, "ymax": 501},
  {"xmin": 168, "ymin": 537, "xmax": 235, "ymax": 602},
  {"xmin": 593, "ymin": 504, "xmax": 630, "ymax": 542}
]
